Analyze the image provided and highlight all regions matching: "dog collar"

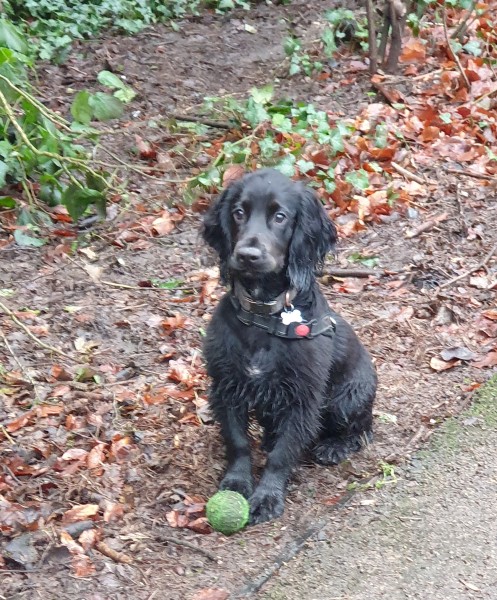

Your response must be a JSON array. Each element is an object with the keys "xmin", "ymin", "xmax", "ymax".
[
  {"xmin": 232, "ymin": 280, "xmax": 297, "ymax": 316},
  {"xmin": 230, "ymin": 293, "xmax": 337, "ymax": 340}
]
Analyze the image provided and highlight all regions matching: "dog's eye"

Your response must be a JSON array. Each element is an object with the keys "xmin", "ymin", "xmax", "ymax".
[
  {"xmin": 274, "ymin": 212, "xmax": 287, "ymax": 224},
  {"xmin": 233, "ymin": 208, "xmax": 245, "ymax": 221}
]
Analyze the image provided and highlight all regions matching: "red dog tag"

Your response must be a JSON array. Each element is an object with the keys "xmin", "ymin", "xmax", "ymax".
[{"xmin": 295, "ymin": 324, "xmax": 310, "ymax": 337}]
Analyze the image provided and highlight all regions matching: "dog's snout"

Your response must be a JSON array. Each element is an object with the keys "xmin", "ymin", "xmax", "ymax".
[{"xmin": 235, "ymin": 246, "xmax": 263, "ymax": 265}]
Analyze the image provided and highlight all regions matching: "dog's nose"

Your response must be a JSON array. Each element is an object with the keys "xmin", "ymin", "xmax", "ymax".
[{"xmin": 235, "ymin": 246, "xmax": 263, "ymax": 266}]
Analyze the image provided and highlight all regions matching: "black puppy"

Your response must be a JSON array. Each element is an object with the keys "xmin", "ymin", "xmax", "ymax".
[{"xmin": 202, "ymin": 169, "xmax": 377, "ymax": 524}]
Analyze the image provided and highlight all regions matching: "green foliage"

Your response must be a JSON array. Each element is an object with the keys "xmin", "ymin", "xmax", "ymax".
[
  {"xmin": 283, "ymin": 9, "xmax": 368, "ymax": 78},
  {"xmin": 0, "ymin": 19, "xmax": 136, "ymax": 239},
  {"xmin": 4, "ymin": 0, "xmax": 251, "ymax": 61},
  {"xmin": 188, "ymin": 85, "xmax": 364, "ymax": 194}
]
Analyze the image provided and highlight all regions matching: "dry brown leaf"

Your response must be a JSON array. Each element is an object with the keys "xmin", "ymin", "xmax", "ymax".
[
  {"xmin": 161, "ymin": 314, "xmax": 188, "ymax": 333},
  {"xmin": 5, "ymin": 410, "xmax": 34, "ymax": 433},
  {"xmin": 87, "ymin": 443, "xmax": 106, "ymax": 469},
  {"xmin": 152, "ymin": 212, "xmax": 175, "ymax": 236},
  {"xmin": 62, "ymin": 504, "xmax": 100, "ymax": 524},
  {"xmin": 430, "ymin": 357, "xmax": 460, "ymax": 371},
  {"xmin": 482, "ymin": 308, "xmax": 497, "ymax": 321},
  {"xmin": 191, "ymin": 589, "xmax": 230, "ymax": 600},
  {"xmin": 222, "ymin": 165, "xmax": 245, "ymax": 187},
  {"xmin": 472, "ymin": 351, "xmax": 497, "ymax": 369},
  {"xmin": 78, "ymin": 528, "xmax": 99, "ymax": 552},
  {"xmin": 103, "ymin": 502, "xmax": 124, "ymax": 523},
  {"xmin": 61, "ymin": 448, "xmax": 89, "ymax": 461}
]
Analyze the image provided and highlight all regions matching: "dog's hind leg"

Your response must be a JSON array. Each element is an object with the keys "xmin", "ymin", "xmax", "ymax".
[{"xmin": 311, "ymin": 378, "xmax": 376, "ymax": 465}]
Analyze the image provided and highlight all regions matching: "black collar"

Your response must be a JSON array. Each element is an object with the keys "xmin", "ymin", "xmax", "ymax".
[
  {"xmin": 232, "ymin": 280, "xmax": 297, "ymax": 315},
  {"xmin": 230, "ymin": 283, "xmax": 336, "ymax": 340}
]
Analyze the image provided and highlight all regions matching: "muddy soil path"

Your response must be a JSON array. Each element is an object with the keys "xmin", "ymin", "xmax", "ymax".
[{"xmin": 1, "ymin": 3, "xmax": 496, "ymax": 599}]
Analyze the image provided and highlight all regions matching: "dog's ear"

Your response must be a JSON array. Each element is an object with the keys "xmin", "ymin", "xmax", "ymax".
[
  {"xmin": 202, "ymin": 180, "xmax": 243, "ymax": 284},
  {"xmin": 287, "ymin": 187, "xmax": 337, "ymax": 292}
]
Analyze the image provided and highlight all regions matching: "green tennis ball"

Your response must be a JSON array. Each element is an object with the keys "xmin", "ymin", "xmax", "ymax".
[{"xmin": 206, "ymin": 490, "xmax": 250, "ymax": 535}]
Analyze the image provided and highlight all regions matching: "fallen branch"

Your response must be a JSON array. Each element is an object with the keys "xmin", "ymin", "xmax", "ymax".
[
  {"xmin": 445, "ymin": 167, "xmax": 497, "ymax": 182},
  {"xmin": 0, "ymin": 300, "xmax": 76, "ymax": 362},
  {"xmin": 321, "ymin": 268, "xmax": 381, "ymax": 280},
  {"xmin": 95, "ymin": 541, "xmax": 132, "ymax": 564},
  {"xmin": 170, "ymin": 113, "xmax": 232, "ymax": 129},
  {"xmin": 405, "ymin": 212, "xmax": 449, "ymax": 239},
  {"xmin": 391, "ymin": 161, "xmax": 428, "ymax": 185},
  {"xmin": 439, "ymin": 242, "xmax": 497, "ymax": 289},
  {"xmin": 153, "ymin": 534, "xmax": 217, "ymax": 562}
]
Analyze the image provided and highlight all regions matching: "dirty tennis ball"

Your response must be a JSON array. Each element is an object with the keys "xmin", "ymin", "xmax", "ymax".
[{"xmin": 206, "ymin": 490, "xmax": 250, "ymax": 535}]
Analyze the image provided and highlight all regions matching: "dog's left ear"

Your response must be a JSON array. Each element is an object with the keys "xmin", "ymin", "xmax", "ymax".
[{"xmin": 287, "ymin": 187, "xmax": 337, "ymax": 292}]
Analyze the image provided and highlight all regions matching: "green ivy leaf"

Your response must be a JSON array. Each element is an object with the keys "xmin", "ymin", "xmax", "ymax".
[
  {"xmin": 71, "ymin": 91, "xmax": 92, "ymax": 124},
  {"xmin": 250, "ymin": 84, "xmax": 274, "ymax": 105},
  {"xmin": 88, "ymin": 93, "xmax": 124, "ymax": 121},
  {"xmin": 374, "ymin": 123, "xmax": 388, "ymax": 149},
  {"xmin": 0, "ymin": 19, "xmax": 29, "ymax": 55},
  {"xmin": 276, "ymin": 154, "xmax": 296, "ymax": 177},
  {"xmin": 114, "ymin": 87, "xmax": 136, "ymax": 103},
  {"xmin": 297, "ymin": 159, "xmax": 315, "ymax": 174},
  {"xmin": 97, "ymin": 70, "xmax": 125, "ymax": 90},
  {"xmin": 345, "ymin": 169, "xmax": 370, "ymax": 191},
  {"xmin": 0, "ymin": 160, "xmax": 8, "ymax": 187},
  {"xmin": 329, "ymin": 128, "xmax": 344, "ymax": 154},
  {"xmin": 0, "ymin": 196, "xmax": 15, "ymax": 209},
  {"xmin": 14, "ymin": 229, "xmax": 46, "ymax": 247},
  {"xmin": 62, "ymin": 184, "xmax": 105, "ymax": 221}
]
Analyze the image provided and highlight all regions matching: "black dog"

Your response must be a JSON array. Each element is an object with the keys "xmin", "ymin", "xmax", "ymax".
[{"xmin": 202, "ymin": 169, "xmax": 377, "ymax": 524}]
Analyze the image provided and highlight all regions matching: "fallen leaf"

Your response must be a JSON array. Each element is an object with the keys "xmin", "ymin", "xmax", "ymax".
[
  {"xmin": 87, "ymin": 443, "xmax": 106, "ymax": 469},
  {"xmin": 61, "ymin": 448, "xmax": 89, "ymax": 461},
  {"xmin": 191, "ymin": 589, "xmax": 230, "ymax": 600},
  {"xmin": 5, "ymin": 409, "xmax": 35, "ymax": 433},
  {"xmin": 440, "ymin": 347, "xmax": 477, "ymax": 362},
  {"xmin": 222, "ymin": 165, "xmax": 245, "ymax": 187},
  {"xmin": 161, "ymin": 314, "xmax": 188, "ymax": 333},
  {"xmin": 152, "ymin": 212, "xmax": 174, "ymax": 236},
  {"xmin": 482, "ymin": 308, "xmax": 497, "ymax": 321},
  {"xmin": 78, "ymin": 528, "xmax": 99, "ymax": 552},
  {"xmin": 62, "ymin": 504, "xmax": 100, "ymax": 524},
  {"xmin": 83, "ymin": 263, "xmax": 103, "ymax": 282},
  {"xmin": 472, "ymin": 351, "xmax": 497, "ymax": 369},
  {"xmin": 430, "ymin": 357, "xmax": 460, "ymax": 371}
]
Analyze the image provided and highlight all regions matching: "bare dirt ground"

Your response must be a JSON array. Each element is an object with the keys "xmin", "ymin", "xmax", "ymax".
[{"xmin": 1, "ymin": 2, "xmax": 497, "ymax": 599}]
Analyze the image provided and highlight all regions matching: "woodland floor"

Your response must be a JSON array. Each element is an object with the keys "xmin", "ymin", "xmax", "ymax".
[{"xmin": 1, "ymin": 2, "xmax": 497, "ymax": 600}]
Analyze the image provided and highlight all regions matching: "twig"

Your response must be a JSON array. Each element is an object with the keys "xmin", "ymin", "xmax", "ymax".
[
  {"xmin": 442, "ymin": 7, "xmax": 471, "ymax": 91},
  {"xmin": 454, "ymin": 184, "xmax": 468, "ymax": 237},
  {"xmin": 95, "ymin": 541, "xmax": 132, "ymax": 564},
  {"xmin": 0, "ymin": 300, "xmax": 75, "ymax": 361},
  {"xmin": 320, "ymin": 268, "xmax": 381, "ymax": 280},
  {"xmin": 451, "ymin": 0, "xmax": 476, "ymax": 40},
  {"xmin": 153, "ymin": 534, "xmax": 217, "ymax": 562},
  {"xmin": 445, "ymin": 167, "xmax": 497, "ymax": 182},
  {"xmin": 405, "ymin": 212, "xmax": 449, "ymax": 239},
  {"xmin": 391, "ymin": 161, "xmax": 428, "ymax": 184},
  {"xmin": 170, "ymin": 113, "xmax": 232, "ymax": 129},
  {"xmin": 439, "ymin": 242, "xmax": 497, "ymax": 289}
]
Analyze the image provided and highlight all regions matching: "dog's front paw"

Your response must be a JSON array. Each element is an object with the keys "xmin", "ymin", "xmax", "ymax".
[
  {"xmin": 219, "ymin": 473, "xmax": 254, "ymax": 499},
  {"xmin": 249, "ymin": 489, "xmax": 285, "ymax": 524}
]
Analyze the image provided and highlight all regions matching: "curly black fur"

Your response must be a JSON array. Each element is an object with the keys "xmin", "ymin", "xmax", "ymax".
[{"xmin": 202, "ymin": 169, "xmax": 377, "ymax": 524}]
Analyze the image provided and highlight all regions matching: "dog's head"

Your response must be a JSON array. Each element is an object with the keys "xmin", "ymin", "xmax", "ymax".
[{"xmin": 202, "ymin": 168, "xmax": 337, "ymax": 292}]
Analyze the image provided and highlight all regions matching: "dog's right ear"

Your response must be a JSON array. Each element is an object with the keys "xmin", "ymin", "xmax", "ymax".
[{"xmin": 202, "ymin": 180, "xmax": 243, "ymax": 284}]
